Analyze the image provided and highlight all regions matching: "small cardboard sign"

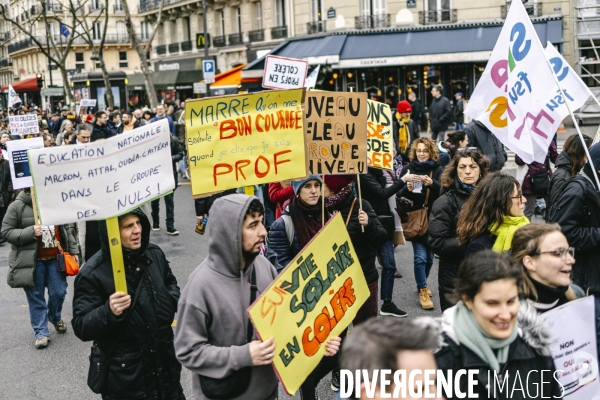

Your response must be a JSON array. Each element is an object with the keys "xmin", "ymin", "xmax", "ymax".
[
  {"xmin": 6, "ymin": 137, "xmax": 44, "ymax": 189},
  {"xmin": 8, "ymin": 115, "xmax": 39, "ymax": 137},
  {"xmin": 263, "ymin": 55, "xmax": 309, "ymax": 90}
]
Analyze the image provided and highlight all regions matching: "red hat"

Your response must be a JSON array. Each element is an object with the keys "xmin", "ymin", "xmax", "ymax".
[
  {"xmin": 324, "ymin": 175, "xmax": 355, "ymax": 194},
  {"xmin": 397, "ymin": 100, "xmax": 412, "ymax": 114}
]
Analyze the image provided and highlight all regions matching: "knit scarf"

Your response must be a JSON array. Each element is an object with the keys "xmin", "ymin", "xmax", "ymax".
[
  {"xmin": 489, "ymin": 216, "xmax": 530, "ymax": 252},
  {"xmin": 414, "ymin": 160, "xmax": 436, "ymax": 168},
  {"xmin": 457, "ymin": 178, "xmax": 476, "ymax": 194},
  {"xmin": 325, "ymin": 183, "xmax": 354, "ymax": 210},
  {"xmin": 289, "ymin": 196, "xmax": 325, "ymax": 248},
  {"xmin": 453, "ymin": 301, "xmax": 519, "ymax": 372},
  {"xmin": 398, "ymin": 116, "xmax": 410, "ymax": 153}
]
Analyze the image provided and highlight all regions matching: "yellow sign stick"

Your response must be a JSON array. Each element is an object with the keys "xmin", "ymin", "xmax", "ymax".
[
  {"xmin": 106, "ymin": 217, "xmax": 127, "ymax": 294},
  {"xmin": 244, "ymin": 186, "xmax": 254, "ymax": 196}
]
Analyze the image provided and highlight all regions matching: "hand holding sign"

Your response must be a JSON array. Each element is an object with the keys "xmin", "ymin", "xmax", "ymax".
[{"xmin": 250, "ymin": 337, "xmax": 276, "ymax": 366}]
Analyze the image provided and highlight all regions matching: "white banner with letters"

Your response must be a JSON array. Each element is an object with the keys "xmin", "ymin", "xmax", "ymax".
[
  {"xmin": 28, "ymin": 119, "xmax": 175, "ymax": 225},
  {"xmin": 263, "ymin": 55, "xmax": 308, "ymax": 90},
  {"xmin": 8, "ymin": 115, "xmax": 40, "ymax": 137},
  {"xmin": 542, "ymin": 296, "xmax": 600, "ymax": 400}
]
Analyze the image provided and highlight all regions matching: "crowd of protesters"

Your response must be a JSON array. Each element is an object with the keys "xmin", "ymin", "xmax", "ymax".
[{"xmin": 1, "ymin": 85, "xmax": 599, "ymax": 400}]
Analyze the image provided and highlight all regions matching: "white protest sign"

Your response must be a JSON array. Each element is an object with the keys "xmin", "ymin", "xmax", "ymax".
[
  {"xmin": 28, "ymin": 119, "xmax": 176, "ymax": 226},
  {"xmin": 542, "ymin": 296, "xmax": 600, "ymax": 400},
  {"xmin": 6, "ymin": 137, "xmax": 44, "ymax": 189},
  {"xmin": 263, "ymin": 55, "xmax": 308, "ymax": 90},
  {"xmin": 78, "ymin": 99, "xmax": 97, "ymax": 115},
  {"xmin": 8, "ymin": 115, "xmax": 40, "ymax": 137}
]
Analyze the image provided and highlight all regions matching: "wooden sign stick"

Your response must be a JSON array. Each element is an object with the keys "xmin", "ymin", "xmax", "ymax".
[
  {"xmin": 30, "ymin": 186, "xmax": 39, "ymax": 225},
  {"xmin": 106, "ymin": 217, "xmax": 128, "ymax": 294},
  {"xmin": 356, "ymin": 174, "xmax": 364, "ymax": 232},
  {"xmin": 321, "ymin": 175, "xmax": 325, "ymax": 227}
]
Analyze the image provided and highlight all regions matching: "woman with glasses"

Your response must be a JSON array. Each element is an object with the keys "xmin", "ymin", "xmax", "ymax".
[
  {"xmin": 457, "ymin": 172, "xmax": 529, "ymax": 260},
  {"xmin": 429, "ymin": 148, "xmax": 490, "ymax": 311},
  {"xmin": 511, "ymin": 223, "xmax": 583, "ymax": 313},
  {"xmin": 399, "ymin": 137, "xmax": 444, "ymax": 310}
]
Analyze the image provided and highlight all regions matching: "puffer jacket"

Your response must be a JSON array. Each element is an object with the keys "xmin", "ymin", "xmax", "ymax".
[
  {"xmin": 2, "ymin": 191, "xmax": 79, "ymax": 288},
  {"xmin": 428, "ymin": 182, "xmax": 472, "ymax": 310},
  {"xmin": 465, "ymin": 120, "xmax": 507, "ymax": 171},
  {"xmin": 547, "ymin": 169, "xmax": 600, "ymax": 297},
  {"xmin": 398, "ymin": 160, "xmax": 443, "ymax": 243},
  {"xmin": 433, "ymin": 301, "xmax": 562, "ymax": 399},
  {"xmin": 547, "ymin": 150, "xmax": 572, "ymax": 210},
  {"xmin": 267, "ymin": 207, "xmax": 302, "ymax": 272},
  {"xmin": 72, "ymin": 208, "xmax": 184, "ymax": 400},
  {"xmin": 515, "ymin": 142, "xmax": 558, "ymax": 196}
]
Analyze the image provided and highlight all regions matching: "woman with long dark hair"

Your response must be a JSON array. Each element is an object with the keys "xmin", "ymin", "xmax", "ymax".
[
  {"xmin": 439, "ymin": 130, "xmax": 468, "ymax": 167},
  {"xmin": 429, "ymin": 148, "xmax": 489, "ymax": 311},
  {"xmin": 548, "ymin": 133, "xmax": 593, "ymax": 210},
  {"xmin": 457, "ymin": 172, "xmax": 529, "ymax": 259}
]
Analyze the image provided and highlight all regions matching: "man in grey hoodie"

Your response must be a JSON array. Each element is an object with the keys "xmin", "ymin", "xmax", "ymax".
[{"xmin": 175, "ymin": 194, "xmax": 279, "ymax": 400}]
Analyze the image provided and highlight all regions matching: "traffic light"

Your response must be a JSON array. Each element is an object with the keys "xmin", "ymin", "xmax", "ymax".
[{"xmin": 36, "ymin": 73, "xmax": 43, "ymax": 88}]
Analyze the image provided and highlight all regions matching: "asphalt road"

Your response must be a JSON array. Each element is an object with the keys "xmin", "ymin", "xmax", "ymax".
[{"xmin": 0, "ymin": 123, "xmax": 593, "ymax": 400}]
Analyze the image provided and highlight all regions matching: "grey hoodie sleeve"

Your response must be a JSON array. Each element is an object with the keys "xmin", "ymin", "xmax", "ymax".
[{"xmin": 174, "ymin": 301, "xmax": 254, "ymax": 378}]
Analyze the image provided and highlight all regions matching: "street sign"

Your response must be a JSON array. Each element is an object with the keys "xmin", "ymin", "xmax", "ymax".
[
  {"xmin": 327, "ymin": 7, "xmax": 336, "ymax": 18},
  {"xmin": 203, "ymin": 60, "xmax": 215, "ymax": 84},
  {"xmin": 193, "ymin": 82, "xmax": 207, "ymax": 94}
]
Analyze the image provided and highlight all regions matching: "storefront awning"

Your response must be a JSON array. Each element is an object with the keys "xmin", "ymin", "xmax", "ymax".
[
  {"xmin": 1, "ymin": 77, "xmax": 40, "ymax": 93},
  {"xmin": 211, "ymin": 64, "xmax": 247, "ymax": 96},
  {"xmin": 127, "ymin": 71, "xmax": 202, "ymax": 91},
  {"xmin": 243, "ymin": 17, "xmax": 563, "ymax": 72}
]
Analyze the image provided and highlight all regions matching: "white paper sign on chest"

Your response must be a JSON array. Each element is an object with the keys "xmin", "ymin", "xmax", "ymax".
[
  {"xmin": 262, "ymin": 55, "xmax": 309, "ymax": 90},
  {"xmin": 28, "ymin": 119, "xmax": 176, "ymax": 226}
]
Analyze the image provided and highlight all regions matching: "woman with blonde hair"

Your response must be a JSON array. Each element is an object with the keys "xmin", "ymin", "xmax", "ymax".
[
  {"xmin": 399, "ymin": 137, "xmax": 443, "ymax": 309},
  {"xmin": 511, "ymin": 223, "xmax": 583, "ymax": 313}
]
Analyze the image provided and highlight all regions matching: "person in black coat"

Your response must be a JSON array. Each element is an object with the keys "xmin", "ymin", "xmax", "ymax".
[
  {"xmin": 547, "ymin": 142, "xmax": 600, "ymax": 360},
  {"xmin": 72, "ymin": 208, "xmax": 185, "ymax": 400},
  {"xmin": 324, "ymin": 175, "xmax": 388, "ymax": 326},
  {"xmin": 428, "ymin": 85, "xmax": 452, "ymax": 141},
  {"xmin": 91, "ymin": 111, "xmax": 111, "ymax": 142},
  {"xmin": 429, "ymin": 149, "xmax": 489, "ymax": 311},
  {"xmin": 150, "ymin": 136, "xmax": 184, "ymax": 235},
  {"xmin": 359, "ymin": 167, "xmax": 420, "ymax": 317},
  {"xmin": 464, "ymin": 119, "xmax": 507, "ymax": 171},
  {"xmin": 398, "ymin": 138, "xmax": 443, "ymax": 310},
  {"xmin": 407, "ymin": 91, "xmax": 422, "ymax": 133}
]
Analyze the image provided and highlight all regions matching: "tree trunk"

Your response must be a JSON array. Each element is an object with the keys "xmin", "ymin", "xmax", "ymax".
[
  {"xmin": 59, "ymin": 65, "xmax": 74, "ymax": 106},
  {"xmin": 98, "ymin": 55, "xmax": 114, "ymax": 109},
  {"xmin": 139, "ymin": 50, "xmax": 159, "ymax": 108}
]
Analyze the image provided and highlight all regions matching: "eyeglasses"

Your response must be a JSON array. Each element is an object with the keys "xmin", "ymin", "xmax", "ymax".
[
  {"xmin": 416, "ymin": 149, "xmax": 430, "ymax": 154},
  {"xmin": 510, "ymin": 192, "xmax": 525, "ymax": 202},
  {"xmin": 533, "ymin": 247, "xmax": 575, "ymax": 261}
]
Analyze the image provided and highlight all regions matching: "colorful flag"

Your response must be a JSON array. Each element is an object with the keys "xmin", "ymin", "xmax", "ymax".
[
  {"xmin": 305, "ymin": 65, "xmax": 320, "ymax": 89},
  {"xmin": 464, "ymin": 0, "xmax": 568, "ymax": 163},
  {"xmin": 8, "ymin": 85, "xmax": 22, "ymax": 108},
  {"xmin": 60, "ymin": 23, "xmax": 70, "ymax": 38}
]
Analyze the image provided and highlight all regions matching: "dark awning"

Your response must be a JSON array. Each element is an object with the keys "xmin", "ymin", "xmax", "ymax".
[{"xmin": 127, "ymin": 71, "xmax": 202, "ymax": 91}]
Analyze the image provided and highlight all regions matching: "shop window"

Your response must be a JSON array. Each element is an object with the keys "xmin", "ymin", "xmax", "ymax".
[
  {"xmin": 119, "ymin": 51, "xmax": 128, "ymax": 68},
  {"xmin": 75, "ymin": 52, "xmax": 85, "ymax": 70},
  {"xmin": 310, "ymin": 0, "xmax": 322, "ymax": 21},
  {"xmin": 92, "ymin": 21, "xmax": 102, "ymax": 41},
  {"xmin": 449, "ymin": 64, "xmax": 468, "ymax": 99},
  {"xmin": 141, "ymin": 21, "xmax": 150, "ymax": 40}
]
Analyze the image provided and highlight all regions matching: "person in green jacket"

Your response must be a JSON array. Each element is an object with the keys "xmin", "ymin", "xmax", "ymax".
[{"xmin": 2, "ymin": 188, "xmax": 80, "ymax": 349}]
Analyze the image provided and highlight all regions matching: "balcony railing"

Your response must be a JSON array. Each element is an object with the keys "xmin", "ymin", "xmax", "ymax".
[
  {"xmin": 114, "ymin": 3, "xmax": 124, "ymax": 13},
  {"xmin": 180, "ymin": 40, "xmax": 192, "ymax": 51},
  {"xmin": 271, "ymin": 25, "xmax": 288, "ymax": 39},
  {"xmin": 0, "ymin": 58, "xmax": 13, "ymax": 68},
  {"xmin": 355, "ymin": 14, "xmax": 391, "ymax": 29},
  {"xmin": 138, "ymin": 0, "xmax": 181, "ymax": 12},
  {"xmin": 307, "ymin": 21, "xmax": 326, "ymax": 34},
  {"xmin": 89, "ymin": 3, "xmax": 103, "ymax": 12},
  {"xmin": 501, "ymin": 2, "xmax": 542, "ymax": 18},
  {"xmin": 248, "ymin": 29, "xmax": 264, "ymax": 42},
  {"xmin": 418, "ymin": 9, "xmax": 457, "ymax": 24},
  {"xmin": 8, "ymin": 38, "xmax": 32, "ymax": 53},
  {"xmin": 228, "ymin": 32, "xmax": 243, "ymax": 45},
  {"xmin": 46, "ymin": 3, "xmax": 63, "ymax": 13},
  {"xmin": 72, "ymin": 34, "xmax": 131, "ymax": 44},
  {"xmin": 155, "ymin": 44, "xmax": 166, "ymax": 55},
  {"xmin": 1, "ymin": 31, "xmax": 10, "ymax": 41},
  {"xmin": 213, "ymin": 35, "xmax": 226, "ymax": 47},
  {"xmin": 168, "ymin": 43, "xmax": 180, "ymax": 53}
]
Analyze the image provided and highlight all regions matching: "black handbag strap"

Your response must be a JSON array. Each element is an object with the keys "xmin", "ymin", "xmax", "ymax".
[
  {"xmin": 247, "ymin": 267, "xmax": 257, "ymax": 343},
  {"xmin": 101, "ymin": 275, "xmax": 145, "ymax": 360}
]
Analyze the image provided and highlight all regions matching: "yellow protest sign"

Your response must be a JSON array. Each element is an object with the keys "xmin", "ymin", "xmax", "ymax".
[
  {"xmin": 367, "ymin": 100, "xmax": 393, "ymax": 170},
  {"xmin": 247, "ymin": 212, "xmax": 369, "ymax": 394},
  {"xmin": 185, "ymin": 89, "xmax": 308, "ymax": 197},
  {"xmin": 305, "ymin": 91, "xmax": 368, "ymax": 175}
]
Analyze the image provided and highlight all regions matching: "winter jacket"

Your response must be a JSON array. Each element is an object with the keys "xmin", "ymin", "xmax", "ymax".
[
  {"xmin": 392, "ymin": 117, "xmax": 419, "ymax": 159},
  {"xmin": 547, "ymin": 172, "xmax": 600, "ymax": 296},
  {"xmin": 175, "ymin": 194, "xmax": 279, "ymax": 400},
  {"xmin": 359, "ymin": 168, "xmax": 407, "ymax": 240},
  {"xmin": 105, "ymin": 121, "xmax": 118, "ymax": 138},
  {"xmin": 464, "ymin": 231, "xmax": 496, "ymax": 260},
  {"xmin": 151, "ymin": 115, "xmax": 175, "ymax": 136},
  {"xmin": 515, "ymin": 142, "xmax": 558, "ymax": 196},
  {"xmin": 408, "ymin": 99, "xmax": 423, "ymax": 126},
  {"xmin": 428, "ymin": 95, "xmax": 452, "ymax": 132},
  {"xmin": 428, "ymin": 183, "xmax": 471, "ymax": 310},
  {"xmin": 91, "ymin": 123, "xmax": 111, "ymax": 142},
  {"xmin": 452, "ymin": 99, "xmax": 464, "ymax": 124},
  {"xmin": 398, "ymin": 160, "xmax": 443, "ymax": 243},
  {"xmin": 2, "ymin": 191, "xmax": 79, "ymax": 288},
  {"xmin": 267, "ymin": 207, "xmax": 302, "ymax": 271},
  {"xmin": 0, "ymin": 158, "xmax": 12, "ymax": 208},
  {"xmin": 170, "ymin": 136, "xmax": 184, "ymax": 186},
  {"xmin": 547, "ymin": 151, "xmax": 572, "ymax": 210},
  {"xmin": 465, "ymin": 120, "xmax": 507, "ymax": 171},
  {"xmin": 268, "ymin": 183, "xmax": 294, "ymax": 219},
  {"xmin": 330, "ymin": 195, "xmax": 387, "ymax": 285},
  {"xmin": 433, "ymin": 301, "xmax": 562, "ymax": 399},
  {"xmin": 72, "ymin": 208, "xmax": 184, "ymax": 400}
]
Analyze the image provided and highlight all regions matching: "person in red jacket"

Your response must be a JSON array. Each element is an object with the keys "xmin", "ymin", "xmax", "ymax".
[{"xmin": 268, "ymin": 181, "xmax": 294, "ymax": 219}]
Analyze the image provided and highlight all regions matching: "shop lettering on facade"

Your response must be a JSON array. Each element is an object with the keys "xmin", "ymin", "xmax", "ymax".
[{"xmin": 158, "ymin": 63, "xmax": 180, "ymax": 71}]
